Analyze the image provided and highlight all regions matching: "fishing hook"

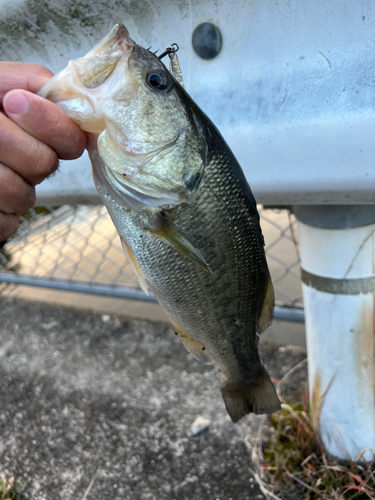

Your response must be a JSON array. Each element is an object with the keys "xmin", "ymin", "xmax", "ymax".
[{"xmin": 158, "ymin": 43, "xmax": 179, "ymax": 60}]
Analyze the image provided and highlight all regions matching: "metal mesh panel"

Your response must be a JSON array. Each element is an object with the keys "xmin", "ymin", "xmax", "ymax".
[
  {"xmin": 259, "ymin": 208, "xmax": 302, "ymax": 307},
  {"xmin": 0, "ymin": 205, "xmax": 302, "ymax": 316}
]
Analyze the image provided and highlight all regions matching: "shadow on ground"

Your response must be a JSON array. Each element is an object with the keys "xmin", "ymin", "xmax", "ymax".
[{"xmin": 0, "ymin": 297, "xmax": 306, "ymax": 500}]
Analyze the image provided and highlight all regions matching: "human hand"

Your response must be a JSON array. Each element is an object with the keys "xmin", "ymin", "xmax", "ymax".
[{"xmin": 0, "ymin": 62, "xmax": 87, "ymax": 242}]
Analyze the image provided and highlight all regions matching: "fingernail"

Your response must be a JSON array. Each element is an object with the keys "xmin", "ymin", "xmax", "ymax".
[{"xmin": 4, "ymin": 91, "xmax": 29, "ymax": 115}]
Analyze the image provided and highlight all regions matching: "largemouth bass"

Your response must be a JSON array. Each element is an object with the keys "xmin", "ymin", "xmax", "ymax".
[{"xmin": 39, "ymin": 24, "xmax": 280, "ymax": 422}]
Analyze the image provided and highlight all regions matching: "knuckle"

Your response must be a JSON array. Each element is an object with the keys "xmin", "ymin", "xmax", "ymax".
[
  {"xmin": 44, "ymin": 110, "xmax": 86, "ymax": 160},
  {"xmin": 60, "ymin": 132, "xmax": 86, "ymax": 160},
  {"xmin": 0, "ymin": 213, "xmax": 19, "ymax": 240},
  {"xmin": 13, "ymin": 189, "xmax": 34, "ymax": 215},
  {"xmin": 30, "ymin": 144, "xmax": 59, "ymax": 185},
  {"xmin": 15, "ymin": 184, "xmax": 36, "ymax": 214},
  {"xmin": 57, "ymin": 121, "xmax": 86, "ymax": 160},
  {"xmin": 0, "ymin": 165, "xmax": 36, "ymax": 214}
]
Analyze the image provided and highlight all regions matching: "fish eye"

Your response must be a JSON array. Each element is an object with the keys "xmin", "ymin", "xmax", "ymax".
[{"xmin": 146, "ymin": 70, "xmax": 171, "ymax": 91}]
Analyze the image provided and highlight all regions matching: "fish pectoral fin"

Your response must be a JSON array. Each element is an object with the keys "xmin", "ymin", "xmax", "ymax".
[
  {"xmin": 120, "ymin": 237, "xmax": 149, "ymax": 295},
  {"xmin": 221, "ymin": 368, "xmax": 280, "ymax": 423},
  {"xmin": 148, "ymin": 215, "xmax": 213, "ymax": 275},
  {"xmin": 257, "ymin": 269, "xmax": 275, "ymax": 334},
  {"xmin": 171, "ymin": 320, "xmax": 213, "ymax": 364}
]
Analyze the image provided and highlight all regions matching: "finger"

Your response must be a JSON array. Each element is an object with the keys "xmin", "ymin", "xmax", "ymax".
[
  {"xmin": 0, "ymin": 112, "xmax": 59, "ymax": 186},
  {"xmin": 0, "ymin": 163, "xmax": 36, "ymax": 214},
  {"xmin": 0, "ymin": 212, "xmax": 19, "ymax": 241},
  {"xmin": 3, "ymin": 90, "xmax": 86, "ymax": 160},
  {"xmin": 0, "ymin": 62, "xmax": 53, "ymax": 103}
]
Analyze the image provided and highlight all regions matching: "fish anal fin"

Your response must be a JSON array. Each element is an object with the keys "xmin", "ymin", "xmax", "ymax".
[
  {"xmin": 257, "ymin": 269, "xmax": 275, "ymax": 334},
  {"xmin": 120, "ymin": 237, "xmax": 149, "ymax": 295},
  {"xmin": 221, "ymin": 368, "xmax": 280, "ymax": 423},
  {"xmin": 171, "ymin": 320, "xmax": 213, "ymax": 364},
  {"xmin": 148, "ymin": 214, "xmax": 213, "ymax": 275}
]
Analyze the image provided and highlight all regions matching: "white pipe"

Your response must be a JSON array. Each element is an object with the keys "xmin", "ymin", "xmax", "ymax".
[{"xmin": 298, "ymin": 220, "xmax": 375, "ymax": 460}]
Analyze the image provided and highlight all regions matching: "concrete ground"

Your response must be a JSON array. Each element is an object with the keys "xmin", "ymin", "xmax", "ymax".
[{"xmin": 0, "ymin": 296, "xmax": 307, "ymax": 500}]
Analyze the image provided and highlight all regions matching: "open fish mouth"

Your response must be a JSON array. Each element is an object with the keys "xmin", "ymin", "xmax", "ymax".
[
  {"xmin": 84, "ymin": 24, "xmax": 134, "ymax": 58},
  {"xmin": 38, "ymin": 22, "xmax": 205, "ymax": 210},
  {"xmin": 38, "ymin": 24, "xmax": 135, "ymax": 109}
]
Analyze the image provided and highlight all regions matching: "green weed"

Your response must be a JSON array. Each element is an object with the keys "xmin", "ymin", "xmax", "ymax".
[
  {"xmin": 261, "ymin": 401, "xmax": 375, "ymax": 499},
  {"xmin": 0, "ymin": 476, "xmax": 24, "ymax": 500}
]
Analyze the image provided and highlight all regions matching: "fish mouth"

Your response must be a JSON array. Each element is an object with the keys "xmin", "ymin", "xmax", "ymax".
[
  {"xmin": 85, "ymin": 23, "xmax": 135, "ymax": 58},
  {"xmin": 38, "ymin": 23, "xmax": 135, "ymax": 104}
]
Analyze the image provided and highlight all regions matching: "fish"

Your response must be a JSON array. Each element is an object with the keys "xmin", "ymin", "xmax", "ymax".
[{"xmin": 38, "ymin": 23, "xmax": 280, "ymax": 422}]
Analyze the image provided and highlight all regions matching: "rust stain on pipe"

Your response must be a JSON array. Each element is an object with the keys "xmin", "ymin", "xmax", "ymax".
[
  {"xmin": 311, "ymin": 371, "xmax": 336, "ymax": 433},
  {"xmin": 311, "ymin": 371, "xmax": 322, "ymax": 432}
]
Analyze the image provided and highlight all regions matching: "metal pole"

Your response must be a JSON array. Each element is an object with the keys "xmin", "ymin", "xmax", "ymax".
[
  {"xmin": 0, "ymin": 273, "xmax": 304, "ymax": 323},
  {"xmin": 0, "ymin": 275, "xmax": 157, "ymax": 302},
  {"xmin": 295, "ymin": 205, "xmax": 375, "ymax": 460}
]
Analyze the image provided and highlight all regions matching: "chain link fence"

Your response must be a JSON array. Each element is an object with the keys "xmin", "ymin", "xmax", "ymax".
[{"xmin": 0, "ymin": 205, "xmax": 304, "ymax": 322}]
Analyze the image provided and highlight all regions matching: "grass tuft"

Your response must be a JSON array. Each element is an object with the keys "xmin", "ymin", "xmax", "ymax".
[
  {"xmin": 261, "ymin": 400, "xmax": 375, "ymax": 500},
  {"xmin": 0, "ymin": 476, "xmax": 24, "ymax": 500}
]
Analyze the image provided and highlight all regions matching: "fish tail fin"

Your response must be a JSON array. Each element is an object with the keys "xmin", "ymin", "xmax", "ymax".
[{"xmin": 221, "ymin": 368, "xmax": 280, "ymax": 422}]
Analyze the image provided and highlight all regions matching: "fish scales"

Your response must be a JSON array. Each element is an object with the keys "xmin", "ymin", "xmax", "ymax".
[
  {"xmin": 106, "ymin": 146, "xmax": 264, "ymax": 363},
  {"xmin": 38, "ymin": 23, "xmax": 280, "ymax": 422}
]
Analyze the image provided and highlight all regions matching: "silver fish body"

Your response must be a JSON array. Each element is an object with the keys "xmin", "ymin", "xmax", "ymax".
[{"xmin": 39, "ymin": 24, "xmax": 280, "ymax": 421}]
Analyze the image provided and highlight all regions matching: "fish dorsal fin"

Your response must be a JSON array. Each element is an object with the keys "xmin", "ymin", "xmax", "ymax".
[
  {"xmin": 257, "ymin": 269, "xmax": 275, "ymax": 334},
  {"xmin": 120, "ymin": 237, "xmax": 149, "ymax": 295},
  {"xmin": 170, "ymin": 320, "xmax": 213, "ymax": 364},
  {"xmin": 148, "ymin": 214, "xmax": 213, "ymax": 275}
]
